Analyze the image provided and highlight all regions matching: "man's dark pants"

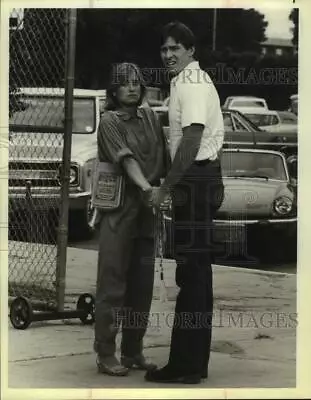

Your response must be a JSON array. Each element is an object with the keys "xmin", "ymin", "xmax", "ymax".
[{"xmin": 168, "ymin": 158, "xmax": 224, "ymax": 375}]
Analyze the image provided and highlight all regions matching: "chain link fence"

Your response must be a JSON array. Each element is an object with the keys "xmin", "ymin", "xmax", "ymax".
[{"xmin": 9, "ymin": 8, "xmax": 67, "ymax": 310}]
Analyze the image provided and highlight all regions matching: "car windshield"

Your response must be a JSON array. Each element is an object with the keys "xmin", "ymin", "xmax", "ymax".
[
  {"xmin": 232, "ymin": 100, "xmax": 266, "ymax": 108},
  {"xmin": 221, "ymin": 151, "xmax": 287, "ymax": 180},
  {"xmin": 244, "ymin": 113, "xmax": 279, "ymax": 126},
  {"xmin": 9, "ymin": 95, "xmax": 96, "ymax": 134},
  {"xmin": 222, "ymin": 110, "xmax": 262, "ymax": 132}
]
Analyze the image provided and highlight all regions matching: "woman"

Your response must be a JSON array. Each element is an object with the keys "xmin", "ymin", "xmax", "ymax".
[{"xmin": 93, "ymin": 63, "xmax": 169, "ymax": 376}]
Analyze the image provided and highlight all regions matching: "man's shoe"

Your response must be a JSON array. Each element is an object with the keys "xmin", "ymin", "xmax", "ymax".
[
  {"xmin": 201, "ymin": 371, "xmax": 208, "ymax": 379},
  {"xmin": 96, "ymin": 355, "xmax": 129, "ymax": 376},
  {"xmin": 121, "ymin": 354, "xmax": 157, "ymax": 371},
  {"xmin": 145, "ymin": 365, "xmax": 201, "ymax": 384}
]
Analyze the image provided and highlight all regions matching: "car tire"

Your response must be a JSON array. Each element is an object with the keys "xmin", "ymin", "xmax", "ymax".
[{"xmin": 280, "ymin": 232, "xmax": 297, "ymax": 262}]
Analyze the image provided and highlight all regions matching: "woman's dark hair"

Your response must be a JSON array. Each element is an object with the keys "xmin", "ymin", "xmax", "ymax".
[
  {"xmin": 105, "ymin": 62, "xmax": 146, "ymax": 110},
  {"xmin": 160, "ymin": 21, "xmax": 196, "ymax": 50}
]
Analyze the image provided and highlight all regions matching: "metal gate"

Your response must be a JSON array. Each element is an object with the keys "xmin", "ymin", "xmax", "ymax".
[{"xmin": 8, "ymin": 8, "xmax": 94, "ymax": 329}]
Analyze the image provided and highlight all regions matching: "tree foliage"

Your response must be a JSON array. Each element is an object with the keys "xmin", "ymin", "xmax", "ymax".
[
  {"xmin": 75, "ymin": 8, "xmax": 268, "ymax": 88},
  {"xmin": 9, "ymin": 9, "xmax": 66, "ymax": 116},
  {"xmin": 10, "ymin": 9, "xmax": 297, "ymax": 111},
  {"xmin": 208, "ymin": 51, "xmax": 298, "ymax": 110},
  {"xmin": 289, "ymin": 8, "xmax": 298, "ymax": 46}
]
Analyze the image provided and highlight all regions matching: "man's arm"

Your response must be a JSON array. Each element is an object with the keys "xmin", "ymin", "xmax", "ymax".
[{"xmin": 161, "ymin": 123, "xmax": 204, "ymax": 189}]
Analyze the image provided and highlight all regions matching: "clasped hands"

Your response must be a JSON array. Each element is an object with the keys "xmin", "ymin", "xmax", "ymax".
[{"xmin": 143, "ymin": 186, "xmax": 171, "ymax": 211}]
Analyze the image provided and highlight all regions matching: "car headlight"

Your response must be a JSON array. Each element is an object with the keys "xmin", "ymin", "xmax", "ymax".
[
  {"xmin": 69, "ymin": 166, "xmax": 78, "ymax": 185},
  {"xmin": 57, "ymin": 165, "xmax": 79, "ymax": 186},
  {"xmin": 273, "ymin": 196, "xmax": 293, "ymax": 215}
]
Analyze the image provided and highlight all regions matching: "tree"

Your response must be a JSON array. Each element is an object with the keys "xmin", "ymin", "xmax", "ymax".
[
  {"xmin": 213, "ymin": 8, "xmax": 267, "ymax": 53},
  {"xmin": 74, "ymin": 8, "xmax": 268, "ymax": 89},
  {"xmin": 289, "ymin": 8, "xmax": 298, "ymax": 46}
]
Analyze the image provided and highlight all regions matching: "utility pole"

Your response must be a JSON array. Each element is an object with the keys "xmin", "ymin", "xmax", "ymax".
[
  {"xmin": 56, "ymin": 9, "xmax": 77, "ymax": 312},
  {"xmin": 212, "ymin": 8, "xmax": 217, "ymax": 51}
]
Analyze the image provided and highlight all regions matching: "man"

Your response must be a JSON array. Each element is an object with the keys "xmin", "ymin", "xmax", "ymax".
[{"xmin": 145, "ymin": 21, "xmax": 224, "ymax": 384}]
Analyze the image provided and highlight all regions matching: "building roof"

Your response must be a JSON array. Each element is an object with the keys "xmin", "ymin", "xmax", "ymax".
[{"xmin": 261, "ymin": 38, "xmax": 294, "ymax": 48}]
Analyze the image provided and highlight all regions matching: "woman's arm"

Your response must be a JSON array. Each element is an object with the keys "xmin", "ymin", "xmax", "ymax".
[{"xmin": 122, "ymin": 156, "xmax": 152, "ymax": 192}]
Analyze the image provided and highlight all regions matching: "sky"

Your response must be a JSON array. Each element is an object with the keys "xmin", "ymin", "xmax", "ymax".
[{"xmin": 255, "ymin": 7, "xmax": 294, "ymax": 40}]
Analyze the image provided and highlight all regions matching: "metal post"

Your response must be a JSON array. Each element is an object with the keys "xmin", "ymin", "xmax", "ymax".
[
  {"xmin": 212, "ymin": 9, "xmax": 217, "ymax": 51},
  {"xmin": 55, "ymin": 9, "xmax": 77, "ymax": 312}
]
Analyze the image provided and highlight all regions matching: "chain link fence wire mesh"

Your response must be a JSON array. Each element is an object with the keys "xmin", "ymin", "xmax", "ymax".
[{"xmin": 9, "ymin": 9, "xmax": 67, "ymax": 310}]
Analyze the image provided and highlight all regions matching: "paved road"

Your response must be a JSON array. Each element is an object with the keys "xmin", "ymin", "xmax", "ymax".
[
  {"xmin": 68, "ymin": 228, "xmax": 297, "ymax": 274},
  {"xmin": 9, "ymin": 259, "xmax": 297, "ymax": 388},
  {"xmin": 8, "ymin": 213, "xmax": 297, "ymax": 274}
]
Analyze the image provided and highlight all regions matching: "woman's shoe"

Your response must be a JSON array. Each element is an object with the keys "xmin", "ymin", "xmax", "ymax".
[
  {"xmin": 96, "ymin": 355, "xmax": 129, "ymax": 376},
  {"xmin": 121, "ymin": 354, "xmax": 157, "ymax": 371}
]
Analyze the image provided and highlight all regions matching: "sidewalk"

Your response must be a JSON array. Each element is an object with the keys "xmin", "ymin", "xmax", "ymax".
[{"xmin": 8, "ymin": 246, "xmax": 296, "ymax": 388}]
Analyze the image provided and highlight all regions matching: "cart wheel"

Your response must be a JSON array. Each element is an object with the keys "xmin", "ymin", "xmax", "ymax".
[
  {"xmin": 10, "ymin": 297, "xmax": 33, "ymax": 330},
  {"xmin": 77, "ymin": 293, "xmax": 95, "ymax": 325}
]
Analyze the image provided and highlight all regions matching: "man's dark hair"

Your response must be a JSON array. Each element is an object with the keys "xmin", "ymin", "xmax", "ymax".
[
  {"xmin": 105, "ymin": 62, "xmax": 146, "ymax": 111},
  {"xmin": 161, "ymin": 21, "xmax": 196, "ymax": 49}
]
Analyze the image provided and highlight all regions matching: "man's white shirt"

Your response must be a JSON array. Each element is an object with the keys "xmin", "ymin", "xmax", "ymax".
[{"xmin": 168, "ymin": 61, "xmax": 224, "ymax": 161}]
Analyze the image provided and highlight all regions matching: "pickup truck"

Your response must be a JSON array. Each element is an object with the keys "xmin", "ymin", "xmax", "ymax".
[{"xmin": 9, "ymin": 87, "xmax": 106, "ymax": 239}]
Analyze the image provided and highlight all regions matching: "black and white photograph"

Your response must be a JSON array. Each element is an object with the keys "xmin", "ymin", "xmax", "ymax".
[{"xmin": 0, "ymin": 1, "xmax": 310, "ymax": 397}]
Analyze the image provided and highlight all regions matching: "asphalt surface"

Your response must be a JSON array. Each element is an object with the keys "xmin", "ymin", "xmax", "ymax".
[
  {"xmin": 68, "ymin": 228, "xmax": 297, "ymax": 274},
  {"xmin": 8, "ymin": 249, "xmax": 297, "ymax": 389},
  {"xmin": 8, "ymin": 212, "xmax": 297, "ymax": 274}
]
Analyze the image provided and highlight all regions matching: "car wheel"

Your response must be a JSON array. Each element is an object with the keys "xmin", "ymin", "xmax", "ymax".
[{"xmin": 280, "ymin": 231, "xmax": 297, "ymax": 262}]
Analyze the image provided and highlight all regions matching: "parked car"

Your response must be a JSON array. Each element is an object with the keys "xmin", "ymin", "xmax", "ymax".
[
  {"xmin": 151, "ymin": 101, "xmax": 297, "ymax": 160},
  {"xmin": 213, "ymin": 148, "xmax": 297, "ymax": 256},
  {"xmin": 277, "ymin": 110, "xmax": 298, "ymax": 125},
  {"xmin": 223, "ymin": 96, "xmax": 269, "ymax": 110},
  {"xmin": 9, "ymin": 87, "xmax": 106, "ymax": 239},
  {"xmin": 222, "ymin": 108, "xmax": 297, "ymax": 160},
  {"xmin": 149, "ymin": 97, "xmax": 170, "ymax": 126},
  {"xmin": 151, "ymin": 98, "xmax": 262, "ymax": 134},
  {"xmin": 228, "ymin": 107, "xmax": 297, "ymax": 134},
  {"xmin": 222, "ymin": 108, "xmax": 263, "ymax": 133},
  {"xmin": 289, "ymin": 94, "xmax": 298, "ymax": 115},
  {"xmin": 164, "ymin": 148, "xmax": 297, "ymax": 258},
  {"xmin": 152, "ymin": 96, "xmax": 268, "ymax": 133}
]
